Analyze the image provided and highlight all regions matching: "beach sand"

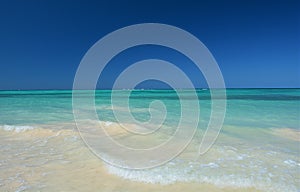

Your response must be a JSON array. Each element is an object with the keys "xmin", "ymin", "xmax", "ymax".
[{"xmin": 0, "ymin": 126, "xmax": 261, "ymax": 192}]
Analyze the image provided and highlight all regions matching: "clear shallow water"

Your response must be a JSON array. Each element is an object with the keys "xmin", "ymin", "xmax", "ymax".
[{"xmin": 0, "ymin": 89, "xmax": 299, "ymax": 191}]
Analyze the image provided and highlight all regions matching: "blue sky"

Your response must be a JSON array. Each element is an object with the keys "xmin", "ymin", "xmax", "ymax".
[{"xmin": 0, "ymin": 0, "xmax": 299, "ymax": 89}]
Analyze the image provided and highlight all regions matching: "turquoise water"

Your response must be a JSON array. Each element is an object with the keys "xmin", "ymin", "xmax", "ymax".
[
  {"xmin": 0, "ymin": 89, "xmax": 299, "ymax": 191},
  {"xmin": 1, "ymin": 89, "xmax": 299, "ymax": 128}
]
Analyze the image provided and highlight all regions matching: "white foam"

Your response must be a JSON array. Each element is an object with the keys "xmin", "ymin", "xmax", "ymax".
[
  {"xmin": 0, "ymin": 125, "xmax": 35, "ymax": 133},
  {"xmin": 104, "ymin": 121, "xmax": 113, "ymax": 126},
  {"xmin": 199, "ymin": 162, "xmax": 219, "ymax": 168},
  {"xmin": 284, "ymin": 159, "xmax": 299, "ymax": 167},
  {"xmin": 105, "ymin": 160, "xmax": 299, "ymax": 192}
]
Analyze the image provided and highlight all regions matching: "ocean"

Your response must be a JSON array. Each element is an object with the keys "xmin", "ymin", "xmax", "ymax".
[{"xmin": 0, "ymin": 89, "xmax": 299, "ymax": 192}]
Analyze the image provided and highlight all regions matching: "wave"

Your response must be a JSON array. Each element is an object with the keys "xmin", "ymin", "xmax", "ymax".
[
  {"xmin": 105, "ymin": 161, "xmax": 298, "ymax": 192},
  {"xmin": 0, "ymin": 125, "xmax": 35, "ymax": 133}
]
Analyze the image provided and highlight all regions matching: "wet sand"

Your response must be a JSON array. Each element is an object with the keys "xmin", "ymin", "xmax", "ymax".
[{"xmin": 0, "ymin": 127, "xmax": 261, "ymax": 192}]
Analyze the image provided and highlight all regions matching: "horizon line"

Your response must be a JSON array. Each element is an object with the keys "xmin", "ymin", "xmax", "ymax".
[{"xmin": 0, "ymin": 87, "xmax": 299, "ymax": 91}]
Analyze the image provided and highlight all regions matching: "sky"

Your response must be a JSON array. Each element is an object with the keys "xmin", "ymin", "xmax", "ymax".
[{"xmin": 0, "ymin": 0, "xmax": 299, "ymax": 89}]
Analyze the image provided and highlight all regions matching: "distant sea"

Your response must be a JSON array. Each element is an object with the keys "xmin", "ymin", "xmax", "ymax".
[{"xmin": 0, "ymin": 89, "xmax": 299, "ymax": 192}]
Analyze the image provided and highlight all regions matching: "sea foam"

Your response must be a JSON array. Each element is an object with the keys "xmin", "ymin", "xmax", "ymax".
[
  {"xmin": 104, "ymin": 158, "xmax": 299, "ymax": 192},
  {"xmin": 0, "ymin": 125, "xmax": 35, "ymax": 133}
]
